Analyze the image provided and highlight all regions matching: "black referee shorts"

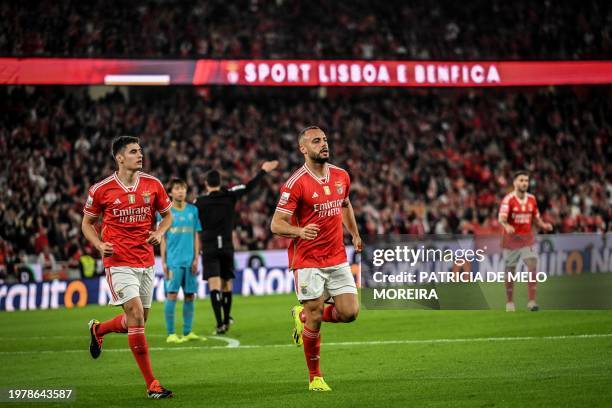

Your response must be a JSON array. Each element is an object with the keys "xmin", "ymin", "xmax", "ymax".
[{"xmin": 201, "ymin": 249, "xmax": 235, "ymax": 281}]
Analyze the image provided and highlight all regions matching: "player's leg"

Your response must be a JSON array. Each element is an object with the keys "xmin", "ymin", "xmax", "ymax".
[
  {"xmin": 88, "ymin": 267, "xmax": 130, "ymax": 359},
  {"xmin": 293, "ymin": 267, "xmax": 331, "ymax": 391},
  {"xmin": 503, "ymin": 250, "xmax": 519, "ymax": 311},
  {"xmin": 220, "ymin": 252, "xmax": 235, "ymax": 327},
  {"xmin": 302, "ymin": 295, "xmax": 330, "ymax": 390},
  {"xmin": 325, "ymin": 263, "xmax": 359, "ymax": 323},
  {"xmin": 137, "ymin": 266, "xmax": 172, "ymax": 398},
  {"xmin": 164, "ymin": 265, "xmax": 181, "ymax": 342},
  {"xmin": 524, "ymin": 251, "xmax": 539, "ymax": 311},
  {"xmin": 203, "ymin": 255, "xmax": 225, "ymax": 333},
  {"xmin": 182, "ymin": 266, "xmax": 200, "ymax": 340}
]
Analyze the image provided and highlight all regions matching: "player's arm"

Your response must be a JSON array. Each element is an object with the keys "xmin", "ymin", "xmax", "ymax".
[
  {"xmin": 533, "ymin": 206, "xmax": 553, "ymax": 232},
  {"xmin": 148, "ymin": 209, "xmax": 172, "ymax": 245},
  {"xmin": 341, "ymin": 198, "xmax": 362, "ymax": 252},
  {"xmin": 81, "ymin": 214, "xmax": 113, "ymax": 257},
  {"xmin": 271, "ymin": 211, "xmax": 319, "ymax": 240},
  {"xmin": 498, "ymin": 200, "xmax": 514, "ymax": 234},
  {"xmin": 160, "ymin": 235, "xmax": 170, "ymax": 279}
]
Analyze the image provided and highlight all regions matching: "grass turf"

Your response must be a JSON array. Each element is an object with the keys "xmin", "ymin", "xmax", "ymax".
[{"xmin": 1, "ymin": 293, "xmax": 611, "ymax": 407}]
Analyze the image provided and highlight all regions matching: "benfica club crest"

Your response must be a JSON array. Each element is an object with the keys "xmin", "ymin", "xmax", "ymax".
[
  {"xmin": 335, "ymin": 181, "xmax": 344, "ymax": 195},
  {"xmin": 127, "ymin": 194, "xmax": 136, "ymax": 204},
  {"xmin": 142, "ymin": 191, "xmax": 151, "ymax": 204}
]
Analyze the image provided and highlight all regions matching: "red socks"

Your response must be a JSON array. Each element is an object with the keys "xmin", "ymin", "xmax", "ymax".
[
  {"xmin": 128, "ymin": 326, "xmax": 156, "ymax": 387},
  {"xmin": 528, "ymin": 271, "xmax": 537, "ymax": 301},
  {"xmin": 302, "ymin": 326, "xmax": 321, "ymax": 381},
  {"xmin": 97, "ymin": 314, "xmax": 128, "ymax": 337},
  {"xmin": 505, "ymin": 281, "xmax": 514, "ymax": 303},
  {"xmin": 322, "ymin": 305, "xmax": 339, "ymax": 323},
  {"xmin": 300, "ymin": 305, "xmax": 340, "ymax": 323}
]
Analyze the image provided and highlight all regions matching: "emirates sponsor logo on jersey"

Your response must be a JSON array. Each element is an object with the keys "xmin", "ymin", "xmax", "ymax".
[
  {"xmin": 314, "ymin": 199, "xmax": 344, "ymax": 217},
  {"xmin": 511, "ymin": 213, "xmax": 532, "ymax": 224},
  {"xmin": 112, "ymin": 206, "xmax": 152, "ymax": 223}
]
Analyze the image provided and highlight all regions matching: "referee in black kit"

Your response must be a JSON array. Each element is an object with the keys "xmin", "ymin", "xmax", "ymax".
[{"xmin": 195, "ymin": 160, "xmax": 279, "ymax": 334}]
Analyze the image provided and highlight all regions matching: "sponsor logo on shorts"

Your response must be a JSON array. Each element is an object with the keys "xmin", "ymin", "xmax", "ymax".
[{"xmin": 117, "ymin": 290, "xmax": 124, "ymax": 299}]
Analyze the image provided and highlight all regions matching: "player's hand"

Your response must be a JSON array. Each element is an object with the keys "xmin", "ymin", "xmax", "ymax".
[
  {"xmin": 191, "ymin": 259, "xmax": 198, "ymax": 275},
  {"xmin": 162, "ymin": 262, "xmax": 170, "ymax": 279},
  {"xmin": 542, "ymin": 222, "xmax": 553, "ymax": 232},
  {"xmin": 299, "ymin": 224, "xmax": 320, "ymax": 240},
  {"xmin": 147, "ymin": 230, "xmax": 164, "ymax": 246},
  {"xmin": 96, "ymin": 242, "xmax": 114, "ymax": 257},
  {"xmin": 261, "ymin": 160, "xmax": 279, "ymax": 173},
  {"xmin": 352, "ymin": 234, "xmax": 363, "ymax": 252},
  {"xmin": 503, "ymin": 224, "xmax": 515, "ymax": 234}
]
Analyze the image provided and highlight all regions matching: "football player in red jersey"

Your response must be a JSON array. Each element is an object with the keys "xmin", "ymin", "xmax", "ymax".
[
  {"xmin": 271, "ymin": 126, "xmax": 362, "ymax": 391},
  {"xmin": 81, "ymin": 136, "xmax": 174, "ymax": 398},
  {"xmin": 498, "ymin": 171, "xmax": 553, "ymax": 312}
]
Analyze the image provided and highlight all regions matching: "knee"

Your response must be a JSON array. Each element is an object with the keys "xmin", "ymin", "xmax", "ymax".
[
  {"xmin": 338, "ymin": 305, "xmax": 359, "ymax": 323},
  {"xmin": 125, "ymin": 302, "xmax": 145, "ymax": 322},
  {"xmin": 185, "ymin": 294, "xmax": 195, "ymax": 302},
  {"xmin": 306, "ymin": 307, "xmax": 323, "ymax": 324},
  {"xmin": 166, "ymin": 293, "xmax": 178, "ymax": 301}
]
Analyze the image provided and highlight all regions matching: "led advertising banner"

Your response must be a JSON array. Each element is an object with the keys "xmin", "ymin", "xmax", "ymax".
[{"xmin": 2, "ymin": 58, "xmax": 612, "ymax": 86}]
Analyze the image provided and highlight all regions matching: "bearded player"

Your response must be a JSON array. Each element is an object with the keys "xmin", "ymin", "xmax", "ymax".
[
  {"xmin": 498, "ymin": 170, "xmax": 553, "ymax": 312},
  {"xmin": 82, "ymin": 136, "xmax": 174, "ymax": 398},
  {"xmin": 271, "ymin": 126, "xmax": 362, "ymax": 392}
]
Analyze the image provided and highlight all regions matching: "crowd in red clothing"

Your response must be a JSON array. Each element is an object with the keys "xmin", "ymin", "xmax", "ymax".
[
  {"xmin": 0, "ymin": 85, "xmax": 610, "ymax": 262},
  {"xmin": 2, "ymin": 1, "xmax": 610, "ymax": 60}
]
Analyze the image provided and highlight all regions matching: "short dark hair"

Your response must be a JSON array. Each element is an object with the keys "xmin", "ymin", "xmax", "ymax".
[
  {"xmin": 168, "ymin": 178, "xmax": 188, "ymax": 190},
  {"xmin": 298, "ymin": 126, "xmax": 324, "ymax": 142},
  {"xmin": 513, "ymin": 170, "xmax": 530, "ymax": 180},
  {"xmin": 111, "ymin": 136, "xmax": 140, "ymax": 157},
  {"xmin": 206, "ymin": 170, "xmax": 221, "ymax": 187}
]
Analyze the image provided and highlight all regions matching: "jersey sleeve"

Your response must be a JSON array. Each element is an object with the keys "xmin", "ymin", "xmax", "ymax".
[
  {"xmin": 275, "ymin": 180, "xmax": 301, "ymax": 216},
  {"xmin": 498, "ymin": 195, "xmax": 511, "ymax": 220},
  {"xmin": 83, "ymin": 186, "xmax": 103, "ymax": 218},
  {"xmin": 344, "ymin": 172, "xmax": 351, "ymax": 202},
  {"xmin": 155, "ymin": 180, "xmax": 172, "ymax": 214}
]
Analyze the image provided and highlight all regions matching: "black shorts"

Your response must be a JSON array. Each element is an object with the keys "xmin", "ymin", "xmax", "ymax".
[{"xmin": 201, "ymin": 250, "xmax": 235, "ymax": 280}]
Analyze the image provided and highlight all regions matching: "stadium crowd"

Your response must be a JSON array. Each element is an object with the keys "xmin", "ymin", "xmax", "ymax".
[
  {"xmin": 2, "ymin": 0, "xmax": 610, "ymax": 59},
  {"xmin": 0, "ymin": 85, "xmax": 610, "ymax": 265}
]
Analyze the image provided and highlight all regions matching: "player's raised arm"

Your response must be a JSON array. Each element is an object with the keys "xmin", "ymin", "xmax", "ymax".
[
  {"xmin": 271, "ymin": 211, "xmax": 319, "ymax": 240},
  {"xmin": 341, "ymin": 198, "xmax": 362, "ymax": 252}
]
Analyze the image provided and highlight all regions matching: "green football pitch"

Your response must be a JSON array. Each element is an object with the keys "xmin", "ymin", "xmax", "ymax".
[{"xmin": 1, "ymin": 293, "xmax": 612, "ymax": 407}]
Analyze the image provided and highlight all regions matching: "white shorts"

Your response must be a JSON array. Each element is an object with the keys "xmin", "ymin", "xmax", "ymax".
[
  {"xmin": 294, "ymin": 262, "xmax": 358, "ymax": 302},
  {"xmin": 105, "ymin": 266, "xmax": 155, "ymax": 308},
  {"xmin": 503, "ymin": 246, "xmax": 538, "ymax": 269}
]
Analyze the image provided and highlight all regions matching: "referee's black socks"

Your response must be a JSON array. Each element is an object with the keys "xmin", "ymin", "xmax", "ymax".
[
  {"xmin": 210, "ymin": 290, "xmax": 223, "ymax": 328},
  {"xmin": 222, "ymin": 291, "xmax": 232, "ymax": 325}
]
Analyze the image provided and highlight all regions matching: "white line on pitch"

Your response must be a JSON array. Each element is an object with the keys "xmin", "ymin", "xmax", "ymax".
[{"xmin": 0, "ymin": 333, "xmax": 611, "ymax": 356}]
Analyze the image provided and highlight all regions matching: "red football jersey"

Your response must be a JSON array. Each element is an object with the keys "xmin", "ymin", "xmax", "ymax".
[
  {"xmin": 83, "ymin": 172, "xmax": 172, "ymax": 268},
  {"xmin": 498, "ymin": 192, "xmax": 539, "ymax": 249},
  {"xmin": 276, "ymin": 163, "xmax": 350, "ymax": 269}
]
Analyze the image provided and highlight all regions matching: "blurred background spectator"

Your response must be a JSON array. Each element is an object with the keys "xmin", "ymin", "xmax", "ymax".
[{"xmin": 0, "ymin": 85, "xmax": 609, "ymax": 261}]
